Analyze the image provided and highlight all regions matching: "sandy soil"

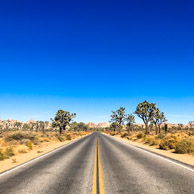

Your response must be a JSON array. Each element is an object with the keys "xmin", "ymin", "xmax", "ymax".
[
  {"xmin": 110, "ymin": 134, "xmax": 194, "ymax": 166},
  {"xmin": 0, "ymin": 135, "xmax": 85, "ymax": 173}
]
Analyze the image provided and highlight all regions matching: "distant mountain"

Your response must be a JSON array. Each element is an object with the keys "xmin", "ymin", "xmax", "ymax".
[
  {"xmin": 87, "ymin": 122, "xmax": 110, "ymax": 128},
  {"xmin": 0, "ymin": 118, "xmax": 193, "ymax": 130}
]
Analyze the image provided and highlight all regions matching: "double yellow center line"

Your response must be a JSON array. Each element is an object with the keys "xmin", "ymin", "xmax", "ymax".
[{"xmin": 92, "ymin": 136, "xmax": 105, "ymax": 194}]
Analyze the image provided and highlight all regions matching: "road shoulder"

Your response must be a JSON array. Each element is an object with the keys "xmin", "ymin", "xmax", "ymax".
[{"xmin": 103, "ymin": 133, "xmax": 194, "ymax": 167}]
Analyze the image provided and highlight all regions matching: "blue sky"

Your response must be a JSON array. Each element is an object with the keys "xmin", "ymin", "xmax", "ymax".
[{"xmin": 0, "ymin": 0, "xmax": 194, "ymax": 124}]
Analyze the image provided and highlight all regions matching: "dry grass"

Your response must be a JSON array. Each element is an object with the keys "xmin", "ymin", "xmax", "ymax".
[
  {"xmin": 17, "ymin": 145, "xmax": 29, "ymax": 154},
  {"xmin": 0, "ymin": 131, "xmax": 89, "ymax": 161},
  {"xmin": 104, "ymin": 130, "xmax": 194, "ymax": 155}
]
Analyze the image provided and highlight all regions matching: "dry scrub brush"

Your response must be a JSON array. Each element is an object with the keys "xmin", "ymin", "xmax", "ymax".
[
  {"xmin": 0, "ymin": 131, "xmax": 89, "ymax": 161},
  {"xmin": 108, "ymin": 130, "xmax": 194, "ymax": 155}
]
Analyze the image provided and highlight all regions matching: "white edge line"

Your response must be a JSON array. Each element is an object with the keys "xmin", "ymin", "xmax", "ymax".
[
  {"xmin": 102, "ymin": 133, "xmax": 194, "ymax": 172},
  {"xmin": 0, "ymin": 133, "xmax": 92, "ymax": 178}
]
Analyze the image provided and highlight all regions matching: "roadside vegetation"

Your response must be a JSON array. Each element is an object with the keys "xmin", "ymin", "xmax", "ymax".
[
  {"xmin": 110, "ymin": 101, "xmax": 167, "ymax": 135},
  {"xmin": 0, "ymin": 109, "xmax": 90, "ymax": 161},
  {"xmin": 0, "ymin": 131, "xmax": 89, "ymax": 161},
  {"xmin": 108, "ymin": 101, "xmax": 194, "ymax": 155},
  {"xmin": 105, "ymin": 130, "xmax": 194, "ymax": 154},
  {"xmin": 1, "ymin": 103, "xmax": 194, "ymax": 162}
]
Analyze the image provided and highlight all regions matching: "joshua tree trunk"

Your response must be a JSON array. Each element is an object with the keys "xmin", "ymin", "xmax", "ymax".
[
  {"xmin": 158, "ymin": 125, "xmax": 161, "ymax": 133},
  {"xmin": 155, "ymin": 125, "xmax": 158, "ymax": 135},
  {"xmin": 164, "ymin": 124, "xmax": 168, "ymax": 134},
  {"xmin": 119, "ymin": 125, "xmax": 122, "ymax": 134},
  {"xmin": 145, "ymin": 122, "xmax": 149, "ymax": 134},
  {"xmin": 59, "ymin": 127, "xmax": 62, "ymax": 135},
  {"xmin": 128, "ymin": 125, "xmax": 131, "ymax": 135}
]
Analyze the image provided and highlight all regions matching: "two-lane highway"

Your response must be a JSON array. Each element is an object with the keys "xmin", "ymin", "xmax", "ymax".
[{"xmin": 0, "ymin": 132, "xmax": 194, "ymax": 194}]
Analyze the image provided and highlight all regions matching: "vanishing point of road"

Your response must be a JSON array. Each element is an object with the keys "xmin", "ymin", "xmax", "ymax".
[{"xmin": 0, "ymin": 132, "xmax": 194, "ymax": 194}]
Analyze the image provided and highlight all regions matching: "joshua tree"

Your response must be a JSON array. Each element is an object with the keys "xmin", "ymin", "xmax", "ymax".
[
  {"xmin": 22, "ymin": 123, "xmax": 30, "ymax": 130},
  {"xmin": 69, "ymin": 122, "xmax": 79, "ymax": 131},
  {"xmin": 153, "ymin": 108, "xmax": 167, "ymax": 134},
  {"xmin": 164, "ymin": 123, "xmax": 168, "ymax": 134},
  {"xmin": 110, "ymin": 122, "xmax": 119, "ymax": 132},
  {"xmin": 14, "ymin": 122, "xmax": 22, "ymax": 131},
  {"xmin": 35, "ymin": 121, "xmax": 40, "ymax": 132},
  {"xmin": 125, "ymin": 114, "xmax": 135, "ymax": 134},
  {"xmin": 77, "ymin": 122, "xmax": 89, "ymax": 131},
  {"xmin": 39, "ymin": 121, "xmax": 45, "ymax": 133},
  {"xmin": 134, "ymin": 100, "xmax": 156, "ymax": 134},
  {"xmin": 51, "ymin": 109, "xmax": 76, "ymax": 135},
  {"xmin": 5, "ymin": 120, "xmax": 11, "ymax": 130},
  {"xmin": 29, "ymin": 123, "xmax": 36, "ymax": 131},
  {"xmin": 110, "ymin": 107, "xmax": 126, "ymax": 134},
  {"xmin": 178, "ymin": 123, "xmax": 183, "ymax": 130}
]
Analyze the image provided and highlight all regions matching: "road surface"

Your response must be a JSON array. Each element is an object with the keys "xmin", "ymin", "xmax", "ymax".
[{"xmin": 0, "ymin": 132, "xmax": 194, "ymax": 194}]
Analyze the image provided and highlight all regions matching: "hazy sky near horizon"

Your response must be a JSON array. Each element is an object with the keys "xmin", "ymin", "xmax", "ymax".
[{"xmin": 0, "ymin": 0, "xmax": 194, "ymax": 124}]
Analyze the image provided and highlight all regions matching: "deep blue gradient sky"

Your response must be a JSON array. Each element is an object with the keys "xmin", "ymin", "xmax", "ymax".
[{"xmin": 0, "ymin": 0, "xmax": 194, "ymax": 123}]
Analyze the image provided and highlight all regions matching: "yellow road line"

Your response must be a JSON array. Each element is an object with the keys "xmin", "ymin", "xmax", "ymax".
[
  {"xmin": 98, "ymin": 137, "xmax": 105, "ymax": 194},
  {"xmin": 92, "ymin": 137, "xmax": 97, "ymax": 194},
  {"xmin": 92, "ymin": 135, "xmax": 105, "ymax": 194}
]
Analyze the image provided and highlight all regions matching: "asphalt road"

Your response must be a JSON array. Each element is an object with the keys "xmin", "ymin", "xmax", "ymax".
[{"xmin": 0, "ymin": 132, "xmax": 194, "ymax": 194}]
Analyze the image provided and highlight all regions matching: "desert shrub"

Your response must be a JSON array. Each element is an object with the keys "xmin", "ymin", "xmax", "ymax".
[
  {"xmin": 144, "ymin": 137, "xmax": 153, "ymax": 144},
  {"xmin": 175, "ymin": 139, "xmax": 194, "ymax": 154},
  {"xmin": 26, "ymin": 141, "xmax": 33, "ymax": 150},
  {"xmin": 150, "ymin": 138, "xmax": 160, "ymax": 146},
  {"xmin": 137, "ymin": 133, "xmax": 144, "ymax": 139},
  {"xmin": 20, "ymin": 139, "xmax": 31, "ymax": 144},
  {"xmin": 43, "ymin": 137, "xmax": 50, "ymax": 142},
  {"xmin": 159, "ymin": 135, "xmax": 180, "ymax": 150},
  {"xmin": 4, "ymin": 147, "xmax": 15, "ymax": 158},
  {"xmin": 5, "ymin": 133, "xmax": 24, "ymax": 141},
  {"xmin": 32, "ymin": 138, "xmax": 39, "ymax": 145},
  {"xmin": 159, "ymin": 139, "xmax": 170, "ymax": 150},
  {"xmin": 78, "ymin": 131, "xmax": 87, "ymax": 136},
  {"xmin": 110, "ymin": 132, "xmax": 116, "ymax": 136},
  {"xmin": 157, "ymin": 134, "xmax": 165, "ymax": 139},
  {"xmin": 40, "ymin": 134, "xmax": 49, "ymax": 137},
  {"xmin": 188, "ymin": 131, "xmax": 194, "ymax": 136},
  {"xmin": 127, "ymin": 136, "xmax": 132, "ymax": 140},
  {"xmin": 121, "ymin": 132, "xmax": 128, "ymax": 138},
  {"xmin": 5, "ymin": 132, "xmax": 38, "ymax": 144},
  {"xmin": 40, "ymin": 137, "xmax": 50, "ymax": 142},
  {"xmin": 25, "ymin": 133, "xmax": 36, "ymax": 140},
  {"xmin": 144, "ymin": 137, "xmax": 160, "ymax": 146},
  {"xmin": 57, "ymin": 136, "xmax": 65, "ymax": 142},
  {"xmin": 65, "ymin": 134, "xmax": 72, "ymax": 140}
]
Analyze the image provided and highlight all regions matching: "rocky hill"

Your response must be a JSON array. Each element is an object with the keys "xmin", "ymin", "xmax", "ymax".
[{"xmin": 87, "ymin": 122, "xmax": 110, "ymax": 128}]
